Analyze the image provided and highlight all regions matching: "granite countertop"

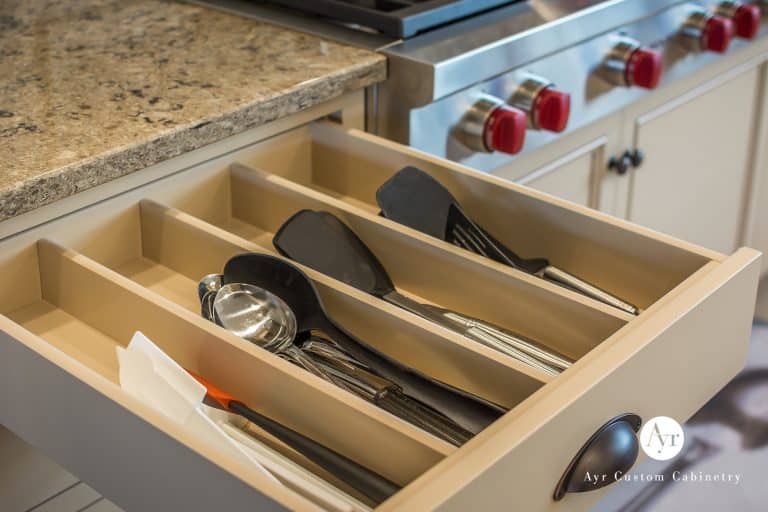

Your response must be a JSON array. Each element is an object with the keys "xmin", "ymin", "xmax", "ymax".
[{"xmin": 0, "ymin": 0, "xmax": 386, "ymax": 220}]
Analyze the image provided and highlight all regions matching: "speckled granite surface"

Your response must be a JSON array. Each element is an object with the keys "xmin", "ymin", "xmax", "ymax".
[{"xmin": 0, "ymin": 0, "xmax": 386, "ymax": 220}]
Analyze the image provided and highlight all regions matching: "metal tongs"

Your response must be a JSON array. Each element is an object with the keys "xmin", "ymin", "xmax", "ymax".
[{"xmin": 376, "ymin": 166, "xmax": 640, "ymax": 316}]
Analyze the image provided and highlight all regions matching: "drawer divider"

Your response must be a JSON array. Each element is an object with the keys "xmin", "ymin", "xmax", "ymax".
[{"xmin": 138, "ymin": 198, "xmax": 555, "ymax": 404}]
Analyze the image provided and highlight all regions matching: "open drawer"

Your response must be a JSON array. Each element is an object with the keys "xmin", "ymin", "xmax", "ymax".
[{"xmin": 0, "ymin": 121, "xmax": 760, "ymax": 511}]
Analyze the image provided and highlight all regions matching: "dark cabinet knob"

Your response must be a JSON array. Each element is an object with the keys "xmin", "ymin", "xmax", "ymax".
[
  {"xmin": 553, "ymin": 413, "xmax": 642, "ymax": 501},
  {"xmin": 608, "ymin": 153, "xmax": 632, "ymax": 175},
  {"xmin": 608, "ymin": 149, "xmax": 644, "ymax": 175}
]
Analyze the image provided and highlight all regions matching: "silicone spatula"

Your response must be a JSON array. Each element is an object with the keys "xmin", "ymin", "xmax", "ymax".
[{"xmin": 272, "ymin": 210, "xmax": 567, "ymax": 376}]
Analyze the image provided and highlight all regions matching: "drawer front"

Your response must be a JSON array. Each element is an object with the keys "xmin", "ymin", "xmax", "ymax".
[
  {"xmin": 0, "ymin": 330, "xmax": 289, "ymax": 512},
  {"xmin": 381, "ymin": 250, "xmax": 761, "ymax": 511},
  {"xmin": 0, "ymin": 117, "xmax": 760, "ymax": 511}
]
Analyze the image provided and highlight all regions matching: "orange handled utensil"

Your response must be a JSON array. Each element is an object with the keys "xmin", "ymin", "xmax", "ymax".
[{"xmin": 188, "ymin": 371, "xmax": 399, "ymax": 504}]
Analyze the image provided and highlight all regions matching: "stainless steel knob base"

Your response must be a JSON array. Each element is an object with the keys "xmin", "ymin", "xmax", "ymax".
[
  {"xmin": 509, "ymin": 75, "xmax": 551, "ymax": 128},
  {"xmin": 456, "ymin": 94, "xmax": 506, "ymax": 153},
  {"xmin": 598, "ymin": 37, "xmax": 641, "ymax": 87},
  {"xmin": 679, "ymin": 7, "xmax": 713, "ymax": 51}
]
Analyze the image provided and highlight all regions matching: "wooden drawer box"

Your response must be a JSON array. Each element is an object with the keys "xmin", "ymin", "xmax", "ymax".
[{"xmin": 0, "ymin": 120, "xmax": 760, "ymax": 511}]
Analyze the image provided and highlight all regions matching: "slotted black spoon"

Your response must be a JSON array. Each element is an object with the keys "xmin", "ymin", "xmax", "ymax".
[{"xmin": 376, "ymin": 166, "xmax": 639, "ymax": 316}]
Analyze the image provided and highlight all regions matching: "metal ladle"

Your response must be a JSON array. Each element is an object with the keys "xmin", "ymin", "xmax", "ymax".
[{"xmin": 198, "ymin": 275, "xmax": 330, "ymax": 379}]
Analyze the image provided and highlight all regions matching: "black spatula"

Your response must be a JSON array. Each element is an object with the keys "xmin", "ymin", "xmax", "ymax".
[
  {"xmin": 273, "ymin": 210, "xmax": 570, "ymax": 376},
  {"xmin": 376, "ymin": 166, "xmax": 639, "ymax": 315},
  {"xmin": 376, "ymin": 166, "xmax": 545, "ymax": 273},
  {"xmin": 223, "ymin": 252, "xmax": 504, "ymax": 440},
  {"xmin": 273, "ymin": 209, "xmax": 458, "ymax": 322}
]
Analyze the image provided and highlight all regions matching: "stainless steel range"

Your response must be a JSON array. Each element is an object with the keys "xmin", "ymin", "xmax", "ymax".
[{"xmin": 194, "ymin": 0, "xmax": 767, "ymax": 174}]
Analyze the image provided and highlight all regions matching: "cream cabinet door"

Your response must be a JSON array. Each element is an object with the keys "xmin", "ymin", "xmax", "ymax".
[
  {"xmin": 626, "ymin": 65, "xmax": 760, "ymax": 254},
  {"xmin": 745, "ymin": 62, "xmax": 768, "ymax": 277},
  {"xmin": 515, "ymin": 141, "xmax": 599, "ymax": 208}
]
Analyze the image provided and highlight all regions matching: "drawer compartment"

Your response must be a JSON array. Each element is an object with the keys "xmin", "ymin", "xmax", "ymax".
[
  {"xmin": 242, "ymin": 123, "xmax": 721, "ymax": 311},
  {"xmin": 61, "ymin": 200, "xmax": 546, "ymax": 407},
  {"xmin": 0, "ymin": 119, "xmax": 760, "ymax": 511}
]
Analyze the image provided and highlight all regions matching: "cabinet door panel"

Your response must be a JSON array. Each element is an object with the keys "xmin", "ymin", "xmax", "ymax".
[
  {"xmin": 517, "ymin": 149, "xmax": 594, "ymax": 208},
  {"xmin": 745, "ymin": 62, "xmax": 768, "ymax": 277},
  {"xmin": 628, "ymin": 67, "xmax": 759, "ymax": 253}
]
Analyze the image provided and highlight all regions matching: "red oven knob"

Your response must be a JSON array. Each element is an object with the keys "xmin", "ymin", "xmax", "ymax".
[
  {"xmin": 627, "ymin": 47, "xmax": 663, "ymax": 89},
  {"xmin": 681, "ymin": 8, "xmax": 734, "ymax": 53},
  {"xmin": 510, "ymin": 76, "xmax": 571, "ymax": 133},
  {"xmin": 680, "ymin": 7, "xmax": 734, "ymax": 53},
  {"xmin": 600, "ymin": 37, "xmax": 663, "ymax": 90},
  {"xmin": 483, "ymin": 104, "xmax": 527, "ymax": 154},
  {"xmin": 716, "ymin": 2, "xmax": 761, "ymax": 39},
  {"xmin": 704, "ymin": 15, "xmax": 735, "ymax": 52},
  {"xmin": 533, "ymin": 87, "xmax": 570, "ymax": 133},
  {"xmin": 457, "ymin": 95, "xmax": 527, "ymax": 154}
]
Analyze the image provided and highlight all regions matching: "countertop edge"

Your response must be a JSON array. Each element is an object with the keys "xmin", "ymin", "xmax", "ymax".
[{"xmin": 0, "ymin": 56, "xmax": 386, "ymax": 222}]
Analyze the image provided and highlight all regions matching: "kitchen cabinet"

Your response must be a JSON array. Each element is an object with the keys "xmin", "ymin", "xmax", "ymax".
[
  {"xmin": 0, "ymin": 92, "xmax": 760, "ymax": 512},
  {"xmin": 504, "ymin": 46, "xmax": 768, "ymax": 259},
  {"xmin": 0, "ymin": 426, "xmax": 79, "ymax": 510},
  {"xmin": 0, "ymin": 426, "xmax": 117, "ymax": 512},
  {"xmin": 626, "ymin": 64, "xmax": 760, "ymax": 254}
]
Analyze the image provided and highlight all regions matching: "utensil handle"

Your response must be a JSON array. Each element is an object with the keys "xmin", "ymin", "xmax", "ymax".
[
  {"xmin": 316, "ymin": 316, "xmax": 505, "ymax": 437},
  {"xmin": 425, "ymin": 306, "xmax": 573, "ymax": 372},
  {"xmin": 228, "ymin": 400, "xmax": 400, "ymax": 504},
  {"xmin": 470, "ymin": 322, "xmax": 572, "ymax": 370},
  {"xmin": 382, "ymin": 291, "xmax": 468, "ymax": 335},
  {"xmin": 307, "ymin": 348, "xmax": 473, "ymax": 446},
  {"xmin": 387, "ymin": 294, "xmax": 567, "ymax": 374},
  {"xmin": 463, "ymin": 326, "xmax": 561, "ymax": 376},
  {"xmin": 376, "ymin": 389, "xmax": 472, "ymax": 446},
  {"xmin": 280, "ymin": 345, "xmax": 348, "ymax": 387},
  {"xmin": 539, "ymin": 265, "xmax": 639, "ymax": 316}
]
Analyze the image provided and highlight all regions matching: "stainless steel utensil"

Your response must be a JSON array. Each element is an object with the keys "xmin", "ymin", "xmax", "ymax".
[
  {"xmin": 198, "ymin": 273, "xmax": 224, "ymax": 321},
  {"xmin": 445, "ymin": 203, "xmax": 641, "ymax": 316},
  {"xmin": 422, "ymin": 305, "xmax": 573, "ymax": 374},
  {"xmin": 222, "ymin": 253, "xmax": 503, "ymax": 441},
  {"xmin": 303, "ymin": 336, "xmax": 472, "ymax": 446},
  {"xmin": 208, "ymin": 281, "xmax": 332, "ymax": 381}
]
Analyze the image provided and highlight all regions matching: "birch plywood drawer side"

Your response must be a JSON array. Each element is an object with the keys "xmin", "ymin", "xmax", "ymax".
[{"xmin": 0, "ymin": 121, "xmax": 760, "ymax": 512}]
